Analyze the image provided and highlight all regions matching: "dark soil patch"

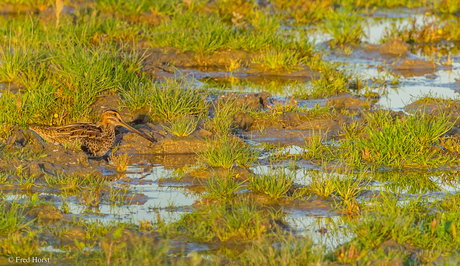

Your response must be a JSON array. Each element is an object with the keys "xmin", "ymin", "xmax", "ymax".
[
  {"xmin": 27, "ymin": 204, "xmax": 63, "ymax": 222},
  {"xmin": 393, "ymin": 58, "xmax": 439, "ymax": 77}
]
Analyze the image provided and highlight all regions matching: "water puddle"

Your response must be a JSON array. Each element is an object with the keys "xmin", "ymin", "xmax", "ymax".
[
  {"xmin": 286, "ymin": 215, "xmax": 350, "ymax": 250},
  {"xmin": 3, "ymin": 164, "xmax": 201, "ymax": 226},
  {"xmin": 3, "ymin": 5, "xmax": 460, "ymax": 263}
]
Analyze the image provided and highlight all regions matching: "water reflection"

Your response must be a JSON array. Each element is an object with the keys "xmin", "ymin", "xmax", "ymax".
[
  {"xmin": 40, "ymin": 165, "xmax": 201, "ymax": 225},
  {"xmin": 286, "ymin": 215, "xmax": 350, "ymax": 251}
]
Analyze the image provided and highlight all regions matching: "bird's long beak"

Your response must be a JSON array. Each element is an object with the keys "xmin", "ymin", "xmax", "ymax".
[{"xmin": 119, "ymin": 121, "xmax": 156, "ymax": 143}]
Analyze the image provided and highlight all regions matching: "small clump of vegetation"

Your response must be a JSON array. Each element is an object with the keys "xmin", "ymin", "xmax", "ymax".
[
  {"xmin": 109, "ymin": 152, "xmax": 131, "ymax": 172},
  {"xmin": 159, "ymin": 198, "xmax": 282, "ymax": 242},
  {"xmin": 324, "ymin": 8, "xmax": 365, "ymax": 49},
  {"xmin": 249, "ymin": 167, "xmax": 294, "ymax": 200},
  {"xmin": 205, "ymin": 173, "xmax": 244, "ymax": 202},
  {"xmin": 199, "ymin": 136, "xmax": 258, "ymax": 169},
  {"xmin": 2, "ymin": 1, "xmax": 460, "ymax": 264},
  {"xmin": 347, "ymin": 112, "xmax": 454, "ymax": 168},
  {"xmin": 300, "ymin": 111, "xmax": 456, "ymax": 170},
  {"xmin": 123, "ymin": 78, "xmax": 208, "ymax": 121},
  {"xmin": 162, "ymin": 115, "xmax": 198, "ymax": 137}
]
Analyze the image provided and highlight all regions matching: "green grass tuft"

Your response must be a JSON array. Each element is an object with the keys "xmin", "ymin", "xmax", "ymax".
[
  {"xmin": 162, "ymin": 116, "xmax": 198, "ymax": 137},
  {"xmin": 249, "ymin": 167, "xmax": 294, "ymax": 200},
  {"xmin": 199, "ymin": 136, "xmax": 258, "ymax": 169},
  {"xmin": 205, "ymin": 173, "xmax": 244, "ymax": 201}
]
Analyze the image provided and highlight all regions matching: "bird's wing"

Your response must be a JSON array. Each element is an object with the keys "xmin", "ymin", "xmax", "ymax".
[{"xmin": 53, "ymin": 123, "xmax": 104, "ymax": 139}]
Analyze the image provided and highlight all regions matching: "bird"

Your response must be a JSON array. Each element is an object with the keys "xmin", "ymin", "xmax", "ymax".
[{"xmin": 30, "ymin": 110, "xmax": 156, "ymax": 157}]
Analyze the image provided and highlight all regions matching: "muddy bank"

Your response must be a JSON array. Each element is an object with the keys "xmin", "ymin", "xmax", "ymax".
[
  {"xmin": 1, "ymin": 128, "xmax": 104, "ymax": 177},
  {"xmin": 140, "ymin": 46, "xmax": 319, "ymax": 82},
  {"xmin": 326, "ymin": 37, "xmax": 451, "ymax": 78},
  {"xmin": 239, "ymin": 95, "xmax": 368, "ymax": 146}
]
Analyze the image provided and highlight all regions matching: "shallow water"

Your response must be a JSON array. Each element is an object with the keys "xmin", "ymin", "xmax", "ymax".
[
  {"xmin": 83, "ymin": 165, "xmax": 200, "ymax": 224},
  {"xmin": 3, "ymin": 6, "xmax": 460, "ymax": 259},
  {"xmin": 287, "ymin": 215, "xmax": 350, "ymax": 251},
  {"xmin": 3, "ymin": 164, "xmax": 200, "ymax": 226}
]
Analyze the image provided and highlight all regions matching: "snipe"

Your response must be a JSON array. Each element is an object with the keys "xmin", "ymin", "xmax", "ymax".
[{"xmin": 30, "ymin": 110, "xmax": 155, "ymax": 157}]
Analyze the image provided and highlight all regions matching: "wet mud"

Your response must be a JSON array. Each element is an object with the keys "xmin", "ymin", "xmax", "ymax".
[{"xmin": 3, "ymin": 5, "xmax": 460, "ymax": 263}]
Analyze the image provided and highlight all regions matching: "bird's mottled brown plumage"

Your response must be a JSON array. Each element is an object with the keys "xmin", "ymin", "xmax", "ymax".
[{"xmin": 30, "ymin": 110, "xmax": 155, "ymax": 157}]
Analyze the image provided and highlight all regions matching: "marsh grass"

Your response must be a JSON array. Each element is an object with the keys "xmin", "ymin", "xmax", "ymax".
[
  {"xmin": 376, "ymin": 170, "xmax": 443, "ymax": 194},
  {"xmin": 103, "ymin": 237, "xmax": 172, "ymax": 266},
  {"xmin": 338, "ymin": 0, "xmax": 430, "ymax": 8},
  {"xmin": 123, "ymin": 78, "xmax": 208, "ymax": 121},
  {"xmin": 252, "ymin": 48, "xmax": 307, "ymax": 70},
  {"xmin": 44, "ymin": 172, "xmax": 78, "ymax": 189},
  {"xmin": 313, "ymin": 68, "xmax": 354, "ymax": 98},
  {"xmin": 3, "ymin": 4, "xmax": 460, "ymax": 264},
  {"xmin": 303, "ymin": 131, "xmax": 333, "ymax": 160},
  {"xmin": 80, "ymin": 189, "xmax": 103, "ymax": 208},
  {"xmin": 48, "ymin": 44, "xmax": 142, "ymax": 121},
  {"xmin": 331, "ymin": 173, "xmax": 368, "ymax": 214},
  {"xmin": 296, "ymin": 62, "xmax": 354, "ymax": 98},
  {"xmin": 206, "ymin": 100, "xmax": 238, "ymax": 135},
  {"xmin": 199, "ymin": 136, "xmax": 258, "ymax": 169},
  {"xmin": 331, "ymin": 173, "xmax": 368, "ymax": 202},
  {"xmin": 0, "ymin": 45, "xmax": 37, "ymax": 83},
  {"xmin": 17, "ymin": 173, "xmax": 39, "ymax": 190},
  {"xmin": 249, "ymin": 167, "xmax": 294, "ymax": 200},
  {"xmin": 268, "ymin": 96, "xmax": 306, "ymax": 116},
  {"xmin": 25, "ymin": 193, "xmax": 42, "ymax": 207},
  {"xmin": 351, "ymin": 113, "xmax": 454, "ymax": 168},
  {"xmin": 226, "ymin": 59, "xmax": 243, "ymax": 72},
  {"xmin": 307, "ymin": 170, "xmax": 336, "ymax": 198},
  {"xmin": 161, "ymin": 199, "xmax": 281, "ymax": 242},
  {"xmin": 109, "ymin": 152, "xmax": 131, "ymax": 172},
  {"xmin": 307, "ymin": 104, "xmax": 336, "ymax": 118},
  {"xmin": 60, "ymin": 198, "xmax": 70, "ymax": 214},
  {"xmin": 0, "ymin": 145, "xmax": 46, "ymax": 162},
  {"xmin": 44, "ymin": 173, "xmax": 106, "ymax": 192},
  {"xmin": 409, "ymin": 93, "xmax": 456, "ymax": 106},
  {"xmin": 440, "ymin": 136, "xmax": 460, "ymax": 154},
  {"xmin": 341, "ymin": 121, "xmax": 363, "ymax": 139},
  {"xmin": 1, "ymin": 0, "xmax": 51, "ymax": 8},
  {"xmin": 355, "ymin": 247, "xmax": 411, "ymax": 266},
  {"xmin": 214, "ymin": 0, "xmax": 255, "ymax": 23},
  {"xmin": 0, "ymin": 171, "xmax": 11, "ymax": 185},
  {"xmin": 0, "ymin": 201, "xmax": 44, "ymax": 258},
  {"xmin": 107, "ymin": 188, "xmax": 129, "ymax": 207},
  {"xmin": 347, "ymin": 194, "xmax": 416, "ymax": 249},
  {"xmin": 241, "ymin": 233, "xmax": 323, "ymax": 265},
  {"xmin": 435, "ymin": 0, "xmax": 460, "ymax": 14},
  {"xmin": 0, "ymin": 90, "xmax": 34, "ymax": 127},
  {"xmin": 346, "ymin": 193, "xmax": 460, "ymax": 255},
  {"xmin": 0, "ymin": 42, "xmax": 144, "ymax": 126},
  {"xmin": 273, "ymin": 0, "xmax": 331, "ymax": 25},
  {"xmin": 203, "ymin": 78, "xmax": 304, "ymax": 96},
  {"xmin": 148, "ymin": 12, "xmax": 286, "ymax": 54},
  {"xmin": 362, "ymin": 109, "xmax": 395, "ymax": 128},
  {"xmin": 96, "ymin": 0, "xmax": 180, "ymax": 17},
  {"xmin": 121, "ymin": 80, "xmax": 152, "ymax": 111},
  {"xmin": 162, "ymin": 115, "xmax": 198, "ymax": 137},
  {"xmin": 0, "ymin": 201, "xmax": 32, "ymax": 234},
  {"xmin": 0, "ymin": 231, "xmax": 42, "ymax": 257},
  {"xmin": 324, "ymin": 8, "xmax": 365, "ymax": 49},
  {"xmin": 96, "ymin": 0, "xmax": 151, "ymax": 16},
  {"xmin": 81, "ymin": 220, "xmax": 124, "ymax": 240},
  {"xmin": 148, "ymin": 79, "xmax": 208, "ymax": 121},
  {"xmin": 206, "ymin": 173, "xmax": 244, "ymax": 201},
  {"xmin": 0, "ymin": 124, "xmax": 14, "ymax": 140},
  {"xmin": 381, "ymin": 15, "xmax": 451, "ymax": 45}
]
